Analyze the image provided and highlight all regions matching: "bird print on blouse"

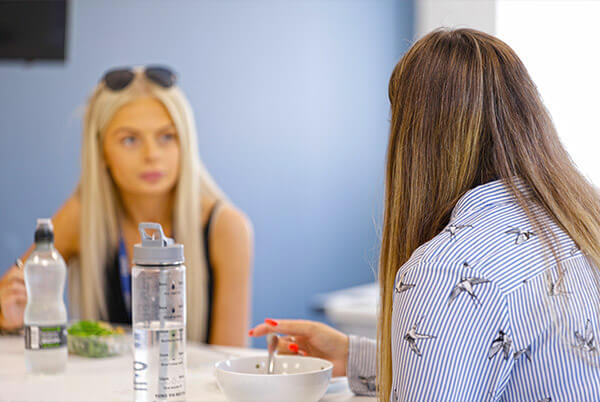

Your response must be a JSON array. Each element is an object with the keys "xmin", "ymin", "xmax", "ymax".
[
  {"xmin": 574, "ymin": 319, "xmax": 596, "ymax": 352},
  {"xmin": 358, "ymin": 375, "xmax": 376, "ymax": 392},
  {"xmin": 505, "ymin": 227, "xmax": 535, "ymax": 245},
  {"xmin": 395, "ymin": 272, "xmax": 416, "ymax": 294},
  {"xmin": 404, "ymin": 318, "xmax": 436, "ymax": 357},
  {"xmin": 547, "ymin": 275, "xmax": 570, "ymax": 297},
  {"xmin": 445, "ymin": 223, "xmax": 473, "ymax": 239},
  {"xmin": 447, "ymin": 277, "xmax": 491, "ymax": 306},
  {"xmin": 488, "ymin": 330, "xmax": 512, "ymax": 360},
  {"xmin": 514, "ymin": 345, "xmax": 532, "ymax": 362},
  {"xmin": 461, "ymin": 260, "xmax": 474, "ymax": 269},
  {"xmin": 569, "ymin": 244, "xmax": 580, "ymax": 256}
]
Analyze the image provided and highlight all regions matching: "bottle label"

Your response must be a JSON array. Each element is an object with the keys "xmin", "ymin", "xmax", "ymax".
[{"xmin": 24, "ymin": 325, "xmax": 67, "ymax": 350}]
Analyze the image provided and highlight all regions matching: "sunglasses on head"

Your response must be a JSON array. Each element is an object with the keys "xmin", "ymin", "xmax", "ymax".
[{"xmin": 101, "ymin": 66, "xmax": 177, "ymax": 91}]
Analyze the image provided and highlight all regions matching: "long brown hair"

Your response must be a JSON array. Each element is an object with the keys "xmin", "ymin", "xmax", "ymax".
[{"xmin": 378, "ymin": 28, "xmax": 600, "ymax": 400}]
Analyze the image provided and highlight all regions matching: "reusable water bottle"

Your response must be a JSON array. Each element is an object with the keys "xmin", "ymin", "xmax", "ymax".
[
  {"xmin": 132, "ymin": 223, "xmax": 186, "ymax": 401},
  {"xmin": 23, "ymin": 218, "xmax": 68, "ymax": 374}
]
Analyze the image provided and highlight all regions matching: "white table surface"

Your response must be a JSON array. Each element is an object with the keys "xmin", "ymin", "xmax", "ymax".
[{"xmin": 0, "ymin": 336, "xmax": 373, "ymax": 402}]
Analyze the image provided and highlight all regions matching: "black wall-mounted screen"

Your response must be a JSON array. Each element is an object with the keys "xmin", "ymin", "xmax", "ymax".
[{"xmin": 0, "ymin": 0, "xmax": 68, "ymax": 61}]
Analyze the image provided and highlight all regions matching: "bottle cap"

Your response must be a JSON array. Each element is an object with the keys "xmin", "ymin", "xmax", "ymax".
[
  {"xmin": 34, "ymin": 218, "xmax": 54, "ymax": 243},
  {"xmin": 133, "ymin": 222, "xmax": 184, "ymax": 266}
]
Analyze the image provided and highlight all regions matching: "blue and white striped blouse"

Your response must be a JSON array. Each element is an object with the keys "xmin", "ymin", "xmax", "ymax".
[{"xmin": 347, "ymin": 179, "xmax": 600, "ymax": 401}]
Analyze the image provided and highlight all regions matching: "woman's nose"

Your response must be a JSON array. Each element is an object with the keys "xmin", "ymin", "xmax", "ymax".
[{"xmin": 142, "ymin": 139, "xmax": 160, "ymax": 161}]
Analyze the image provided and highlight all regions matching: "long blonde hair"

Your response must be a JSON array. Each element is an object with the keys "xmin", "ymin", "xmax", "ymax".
[
  {"xmin": 378, "ymin": 28, "xmax": 600, "ymax": 400},
  {"xmin": 70, "ymin": 69, "xmax": 223, "ymax": 342}
]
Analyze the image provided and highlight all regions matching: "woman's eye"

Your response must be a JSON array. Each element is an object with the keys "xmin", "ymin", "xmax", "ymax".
[
  {"xmin": 120, "ymin": 136, "xmax": 138, "ymax": 146},
  {"xmin": 158, "ymin": 133, "xmax": 177, "ymax": 144}
]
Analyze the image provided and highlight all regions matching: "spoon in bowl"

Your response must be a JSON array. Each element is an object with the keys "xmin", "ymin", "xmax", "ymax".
[{"xmin": 267, "ymin": 333, "xmax": 279, "ymax": 374}]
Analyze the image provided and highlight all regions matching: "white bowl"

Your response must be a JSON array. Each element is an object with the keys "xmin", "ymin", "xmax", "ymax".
[{"xmin": 215, "ymin": 355, "xmax": 333, "ymax": 402}]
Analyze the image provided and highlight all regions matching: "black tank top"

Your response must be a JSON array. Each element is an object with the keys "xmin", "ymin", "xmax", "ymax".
[{"xmin": 104, "ymin": 203, "xmax": 220, "ymax": 343}]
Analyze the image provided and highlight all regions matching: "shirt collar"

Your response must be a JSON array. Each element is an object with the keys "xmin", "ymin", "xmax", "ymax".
[{"xmin": 451, "ymin": 177, "xmax": 533, "ymax": 219}]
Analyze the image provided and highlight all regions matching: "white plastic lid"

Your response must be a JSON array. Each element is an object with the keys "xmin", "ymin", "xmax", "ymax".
[{"xmin": 133, "ymin": 222, "xmax": 184, "ymax": 266}]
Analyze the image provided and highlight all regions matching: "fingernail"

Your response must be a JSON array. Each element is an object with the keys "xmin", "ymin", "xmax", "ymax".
[
  {"xmin": 288, "ymin": 343, "xmax": 299, "ymax": 353},
  {"xmin": 265, "ymin": 319, "xmax": 278, "ymax": 326},
  {"xmin": 299, "ymin": 350, "xmax": 307, "ymax": 356},
  {"xmin": 248, "ymin": 329, "xmax": 254, "ymax": 336}
]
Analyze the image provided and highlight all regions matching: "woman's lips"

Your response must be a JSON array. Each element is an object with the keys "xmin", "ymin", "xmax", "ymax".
[{"xmin": 139, "ymin": 171, "xmax": 165, "ymax": 183}]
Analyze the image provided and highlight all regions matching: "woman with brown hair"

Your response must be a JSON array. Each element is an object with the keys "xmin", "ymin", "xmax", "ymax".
[{"xmin": 250, "ymin": 28, "xmax": 600, "ymax": 400}]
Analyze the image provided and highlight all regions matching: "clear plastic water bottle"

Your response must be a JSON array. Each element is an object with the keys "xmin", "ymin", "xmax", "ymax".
[
  {"xmin": 132, "ymin": 223, "xmax": 186, "ymax": 401},
  {"xmin": 23, "ymin": 218, "xmax": 68, "ymax": 374}
]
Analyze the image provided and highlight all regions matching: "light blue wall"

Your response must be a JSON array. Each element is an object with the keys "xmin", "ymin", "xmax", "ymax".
[{"xmin": 0, "ymin": 0, "xmax": 413, "ymax": 345}]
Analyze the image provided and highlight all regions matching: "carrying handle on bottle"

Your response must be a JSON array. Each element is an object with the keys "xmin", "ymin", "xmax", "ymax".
[{"xmin": 138, "ymin": 222, "xmax": 174, "ymax": 247}]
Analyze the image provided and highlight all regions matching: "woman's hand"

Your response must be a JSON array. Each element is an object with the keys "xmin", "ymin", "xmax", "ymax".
[
  {"xmin": 249, "ymin": 319, "xmax": 349, "ymax": 377},
  {"xmin": 0, "ymin": 265, "xmax": 27, "ymax": 330}
]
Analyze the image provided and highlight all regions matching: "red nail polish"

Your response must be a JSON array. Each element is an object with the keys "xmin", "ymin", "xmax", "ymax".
[
  {"xmin": 288, "ymin": 343, "xmax": 299, "ymax": 353},
  {"xmin": 265, "ymin": 319, "xmax": 278, "ymax": 326},
  {"xmin": 300, "ymin": 350, "xmax": 307, "ymax": 356},
  {"xmin": 248, "ymin": 329, "xmax": 254, "ymax": 336}
]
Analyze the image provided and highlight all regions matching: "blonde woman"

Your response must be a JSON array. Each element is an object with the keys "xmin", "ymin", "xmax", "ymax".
[
  {"xmin": 250, "ymin": 29, "xmax": 600, "ymax": 400},
  {"xmin": 0, "ymin": 66, "xmax": 253, "ymax": 346}
]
